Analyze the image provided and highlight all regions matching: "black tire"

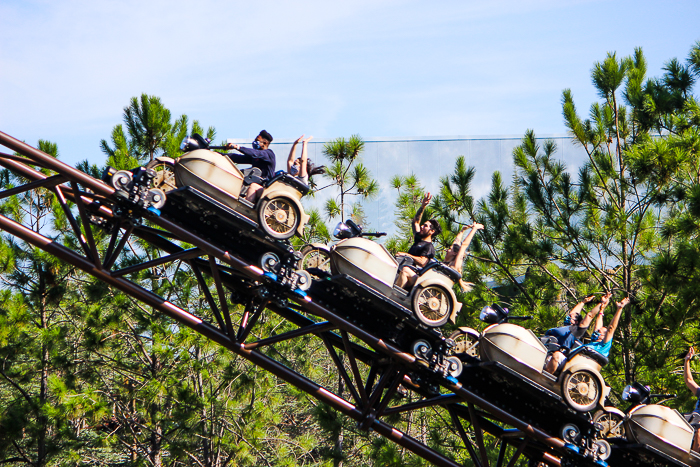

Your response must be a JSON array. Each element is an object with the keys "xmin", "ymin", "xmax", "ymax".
[
  {"xmin": 299, "ymin": 245, "xmax": 331, "ymax": 276},
  {"xmin": 146, "ymin": 159, "xmax": 177, "ymax": 192},
  {"xmin": 592, "ymin": 410, "xmax": 626, "ymax": 439},
  {"xmin": 258, "ymin": 197, "xmax": 301, "ymax": 240},
  {"xmin": 448, "ymin": 329, "xmax": 480, "ymax": 359},
  {"xmin": 412, "ymin": 285, "xmax": 452, "ymax": 327},
  {"xmin": 562, "ymin": 370, "xmax": 601, "ymax": 412}
]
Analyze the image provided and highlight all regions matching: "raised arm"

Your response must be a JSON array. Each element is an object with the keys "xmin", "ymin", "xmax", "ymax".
[
  {"xmin": 412, "ymin": 192, "xmax": 432, "ymax": 234},
  {"xmin": 603, "ymin": 297, "xmax": 629, "ymax": 343},
  {"xmin": 686, "ymin": 347, "xmax": 700, "ymax": 394},
  {"xmin": 579, "ymin": 293, "xmax": 608, "ymax": 329},
  {"xmin": 300, "ymin": 136, "xmax": 312, "ymax": 178},
  {"xmin": 287, "ymin": 135, "xmax": 303, "ymax": 172}
]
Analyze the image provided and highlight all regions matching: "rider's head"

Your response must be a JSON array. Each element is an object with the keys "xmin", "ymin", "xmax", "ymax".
[
  {"xmin": 592, "ymin": 327, "xmax": 607, "ymax": 342},
  {"xmin": 254, "ymin": 130, "xmax": 273, "ymax": 150},
  {"xmin": 564, "ymin": 310, "xmax": 582, "ymax": 326},
  {"xmin": 419, "ymin": 219, "xmax": 441, "ymax": 240}
]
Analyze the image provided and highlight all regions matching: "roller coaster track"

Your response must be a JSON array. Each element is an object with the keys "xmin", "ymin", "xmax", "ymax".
[{"xmin": 0, "ymin": 131, "xmax": 686, "ymax": 467}]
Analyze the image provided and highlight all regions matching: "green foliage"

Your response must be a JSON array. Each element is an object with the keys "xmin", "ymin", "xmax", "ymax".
[{"xmin": 321, "ymin": 135, "xmax": 379, "ymax": 223}]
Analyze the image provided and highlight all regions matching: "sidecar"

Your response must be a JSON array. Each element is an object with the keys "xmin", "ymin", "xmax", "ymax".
[
  {"xmin": 330, "ymin": 236, "xmax": 463, "ymax": 327},
  {"xmin": 626, "ymin": 404, "xmax": 696, "ymax": 462},
  {"xmin": 475, "ymin": 307, "xmax": 609, "ymax": 413},
  {"xmin": 149, "ymin": 139, "xmax": 309, "ymax": 240}
]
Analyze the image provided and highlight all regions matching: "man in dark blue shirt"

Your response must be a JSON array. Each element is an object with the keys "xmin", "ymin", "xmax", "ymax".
[{"xmin": 226, "ymin": 130, "xmax": 276, "ymax": 202}]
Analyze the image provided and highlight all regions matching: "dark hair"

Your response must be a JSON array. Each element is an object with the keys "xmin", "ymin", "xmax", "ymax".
[
  {"xmin": 259, "ymin": 130, "xmax": 273, "ymax": 142},
  {"xmin": 307, "ymin": 160, "xmax": 326, "ymax": 177},
  {"xmin": 428, "ymin": 219, "xmax": 442, "ymax": 236}
]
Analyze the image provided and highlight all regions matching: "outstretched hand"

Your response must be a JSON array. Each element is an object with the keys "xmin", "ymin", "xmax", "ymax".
[
  {"xmin": 600, "ymin": 292, "xmax": 612, "ymax": 306},
  {"xmin": 687, "ymin": 346, "xmax": 695, "ymax": 362},
  {"xmin": 421, "ymin": 192, "xmax": 432, "ymax": 207},
  {"xmin": 303, "ymin": 136, "xmax": 314, "ymax": 143},
  {"xmin": 582, "ymin": 295, "xmax": 596, "ymax": 304},
  {"xmin": 295, "ymin": 135, "xmax": 305, "ymax": 143},
  {"xmin": 616, "ymin": 297, "xmax": 630, "ymax": 309},
  {"xmin": 471, "ymin": 222, "xmax": 484, "ymax": 231}
]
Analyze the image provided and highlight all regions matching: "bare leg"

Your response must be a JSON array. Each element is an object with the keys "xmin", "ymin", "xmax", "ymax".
[
  {"xmin": 693, "ymin": 429, "xmax": 700, "ymax": 453},
  {"xmin": 246, "ymin": 183, "xmax": 263, "ymax": 203},
  {"xmin": 396, "ymin": 267, "xmax": 417, "ymax": 290},
  {"xmin": 545, "ymin": 351, "xmax": 566, "ymax": 374}
]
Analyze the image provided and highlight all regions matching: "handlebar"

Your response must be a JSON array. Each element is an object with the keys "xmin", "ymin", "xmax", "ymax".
[
  {"xmin": 361, "ymin": 232, "xmax": 386, "ymax": 238},
  {"xmin": 651, "ymin": 394, "xmax": 676, "ymax": 399}
]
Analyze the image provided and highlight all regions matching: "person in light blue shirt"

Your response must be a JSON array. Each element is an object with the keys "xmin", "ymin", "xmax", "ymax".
[{"xmin": 578, "ymin": 296, "xmax": 630, "ymax": 358}]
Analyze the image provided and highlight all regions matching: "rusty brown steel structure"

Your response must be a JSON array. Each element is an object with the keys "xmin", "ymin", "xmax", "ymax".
[{"xmin": 0, "ymin": 130, "xmax": 609, "ymax": 467}]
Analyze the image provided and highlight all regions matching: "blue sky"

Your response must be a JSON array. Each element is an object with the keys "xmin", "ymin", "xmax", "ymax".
[{"xmin": 1, "ymin": 0, "xmax": 699, "ymax": 167}]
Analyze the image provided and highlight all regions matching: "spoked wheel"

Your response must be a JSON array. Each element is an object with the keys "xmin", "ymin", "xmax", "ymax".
[
  {"xmin": 562, "ymin": 370, "xmax": 601, "ymax": 412},
  {"xmin": 593, "ymin": 410, "xmax": 626, "ymax": 439},
  {"xmin": 298, "ymin": 245, "xmax": 331, "ymax": 277},
  {"xmin": 448, "ymin": 329, "xmax": 480, "ymax": 359},
  {"xmin": 259, "ymin": 197, "xmax": 301, "ymax": 240},
  {"xmin": 412, "ymin": 285, "xmax": 452, "ymax": 327},
  {"xmin": 146, "ymin": 159, "xmax": 177, "ymax": 192}
]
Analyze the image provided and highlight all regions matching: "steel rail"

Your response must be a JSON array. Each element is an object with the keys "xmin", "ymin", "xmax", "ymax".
[
  {"xmin": 0, "ymin": 133, "xmax": 582, "ymax": 466},
  {"xmin": 0, "ymin": 211, "xmax": 464, "ymax": 467}
]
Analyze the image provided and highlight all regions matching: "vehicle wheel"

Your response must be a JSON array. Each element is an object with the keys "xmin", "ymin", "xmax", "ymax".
[
  {"xmin": 562, "ymin": 370, "xmax": 600, "ymax": 412},
  {"xmin": 594, "ymin": 439, "xmax": 611, "ymax": 461},
  {"xmin": 446, "ymin": 356, "xmax": 463, "ymax": 378},
  {"xmin": 148, "ymin": 188, "xmax": 167, "ymax": 209},
  {"xmin": 295, "ymin": 269, "xmax": 312, "ymax": 291},
  {"xmin": 146, "ymin": 159, "xmax": 177, "ymax": 192},
  {"xmin": 260, "ymin": 252, "xmax": 280, "ymax": 273},
  {"xmin": 111, "ymin": 170, "xmax": 133, "ymax": 191},
  {"xmin": 298, "ymin": 245, "xmax": 331, "ymax": 276},
  {"xmin": 448, "ymin": 329, "xmax": 479, "ymax": 358},
  {"xmin": 259, "ymin": 197, "xmax": 301, "ymax": 240},
  {"xmin": 593, "ymin": 410, "xmax": 626, "ymax": 439},
  {"xmin": 412, "ymin": 339, "xmax": 432, "ymax": 360},
  {"xmin": 561, "ymin": 423, "xmax": 580, "ymax": 443},
  {"xmin": 412, "ymin": 285, "xmax": 452, "ymax": 327}
]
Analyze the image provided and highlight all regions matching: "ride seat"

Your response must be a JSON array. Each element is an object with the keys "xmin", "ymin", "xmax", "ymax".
[
  {"xmin": 264, "ymin": 171, "xmax": 310, "ymax": 196},
  {"xmin": 569, "ymin": 345, "xmax": 608, "ymax": 367},
  {"xmin": 418, "ymin": 260, "xmax": 462, "ymax": 283},
  {"xmin": 242, "ymin": 167, "xmax": 263, "ymax": 186}
]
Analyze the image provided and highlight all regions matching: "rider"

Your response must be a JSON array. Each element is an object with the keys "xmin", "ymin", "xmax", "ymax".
[
  {"xmin": 683, "ymin": 346, "xmax": 700, "ymax": 452},
  {"xmin": 226, "ymin": 130, "xmax": 275, "ymax": 203},
  {"xmin": 287, "ymin": 135, "xmax": 325, "ymax": 185},
  {"xmin": 543, "ymin": 293, "xmax": 605, "ymax": 374},
  {"xmin": 575, "ymin": 296, "xmax": 630, "ymax": 358},
  {"xmin": 395, "ymin": 192, "xmax": 441, "ymax": 290}
]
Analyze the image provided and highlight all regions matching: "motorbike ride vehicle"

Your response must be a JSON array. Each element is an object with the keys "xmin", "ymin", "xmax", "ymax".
[
  {"xmin": 139, "ymin": 134, "xmax": 312, "ymax": 292},
  {"xmin": 148, "ymin": 134, "xmax": 309, "ymax": 241},
  {"xmin": 313, "ymin": 220, "xmax": 463, "ymax": 328},
  {"xmin": 457, "ymin": 304, "xmax": 610, "ymax": 413},
  {"xmin": 594, "ymin": 382, "xmax": 700, "ymax": 466},
  {"xmin": 302, "ymin": 220, "xmax": 464, "ymax": 378}
]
